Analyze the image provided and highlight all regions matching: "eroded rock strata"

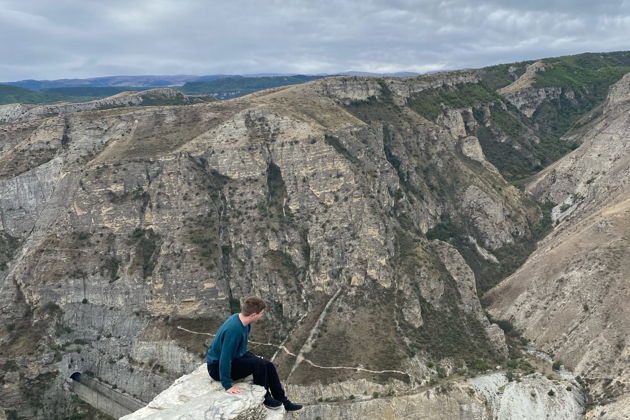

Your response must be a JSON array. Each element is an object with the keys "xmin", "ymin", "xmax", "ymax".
[{"xmin": 1, "ymin": 52, "xmax": 629, "ymax": 419}]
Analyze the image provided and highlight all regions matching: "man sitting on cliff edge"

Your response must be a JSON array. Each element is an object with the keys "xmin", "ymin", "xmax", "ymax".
[{"xmin": 207, "ymin": 296, "xmax": 303, "ymax": 411}]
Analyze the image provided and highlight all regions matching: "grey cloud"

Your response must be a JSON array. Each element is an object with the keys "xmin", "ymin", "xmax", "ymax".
[{"xmin": 0, "ymin": 0, "xmax": 629, "ymax": 81}]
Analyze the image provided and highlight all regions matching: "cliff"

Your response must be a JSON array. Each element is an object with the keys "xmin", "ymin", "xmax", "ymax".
[
  {"xmin": 1, "ymin": 51, "xmax": 629, "ymax": 419},
  {"xmin": 0, "ymin": 73, "xmax": 534, "ymax": 418},
  {"xmin": 123, "ymin": 363, "xmax": 583, "ymax": 419}
]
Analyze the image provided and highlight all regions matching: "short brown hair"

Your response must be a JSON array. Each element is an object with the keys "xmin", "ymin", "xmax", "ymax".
[{"xmin": 241, "ymin": 296, "xmax": 266, "ymax": 316}]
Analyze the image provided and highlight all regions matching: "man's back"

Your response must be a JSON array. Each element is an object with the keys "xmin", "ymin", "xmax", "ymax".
[{"xmin": 207, "ymin": 313, "xmax": 250, "ymax": 389}]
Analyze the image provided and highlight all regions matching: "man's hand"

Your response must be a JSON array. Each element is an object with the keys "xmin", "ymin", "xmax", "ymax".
[{"xmin": 227, "ymin": 386, "xmax": 242, "ymax": 394}]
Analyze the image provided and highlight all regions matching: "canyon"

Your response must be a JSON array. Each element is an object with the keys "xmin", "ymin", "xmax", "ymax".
[{"xmin": 1, "ymin": 51, "xmax": 629, "ymax": 419}]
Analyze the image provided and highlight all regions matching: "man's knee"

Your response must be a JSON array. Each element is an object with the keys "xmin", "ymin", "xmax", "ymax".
[
  {"xmin": 251, "ymin": 356, "xmax": 269, "ymax": 370},
  {"xmin": 264, "ymin": 359, "xmax": 278, "ymax": 372},
  {"xmin": 256, "ymin": 358, "xmax": 275, "ymax": 369},
  {"xmin": 247, "ymin": 353, "xmax": 276, "ymax": 372}
]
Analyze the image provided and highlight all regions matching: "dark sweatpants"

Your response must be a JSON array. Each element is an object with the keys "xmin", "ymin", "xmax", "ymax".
[{"xmin": 208, "ymin": 351, "xmax": 286, "ymax": 401}]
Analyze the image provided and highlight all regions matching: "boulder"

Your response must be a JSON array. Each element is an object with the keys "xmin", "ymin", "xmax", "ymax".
[{"xmin": 121, "ymin": 364, "xmax": 285, "ymax": 420}]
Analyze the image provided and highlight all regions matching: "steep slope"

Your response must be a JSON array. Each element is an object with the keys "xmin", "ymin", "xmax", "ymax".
[
  {"xmin": 480, "ymin": 51, "xmax": 630, "ymax": 181},
  {"xmin": 486, "ymin": 73, "xmax": 630, "ymax": 416},
  {"xmin": 0, "ymin": 73, "xmax": 545, "ymax": 418}
]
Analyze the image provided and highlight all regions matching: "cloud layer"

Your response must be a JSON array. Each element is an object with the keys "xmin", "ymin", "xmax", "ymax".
[{"xmin": 1, "ymin": 0, "xmax": 629, "ymax": 81}]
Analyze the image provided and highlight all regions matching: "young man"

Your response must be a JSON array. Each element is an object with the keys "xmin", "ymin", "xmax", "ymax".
[{"xmin": 207, "ymin": 296, "xmax": 302, "ymax": 411}]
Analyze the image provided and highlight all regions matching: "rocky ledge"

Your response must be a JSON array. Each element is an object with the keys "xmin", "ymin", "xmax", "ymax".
[
  {"xmin": 124, "ymin": 364, "xmax": 584, "ymax": 420},
  {"xmin": 121, "ymin": 364, "xmax": 285, "ymax": 420}
]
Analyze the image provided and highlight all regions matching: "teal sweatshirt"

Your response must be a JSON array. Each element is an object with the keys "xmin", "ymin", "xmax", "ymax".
[{"xmin": 206, "ymin": 313, "xmax": 250, "ymax": 390}]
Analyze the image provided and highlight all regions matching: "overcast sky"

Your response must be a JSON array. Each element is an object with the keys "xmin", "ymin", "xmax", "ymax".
[{"xmin": 1, "ymin": 0, "xmax": 629, "ymax": 81}]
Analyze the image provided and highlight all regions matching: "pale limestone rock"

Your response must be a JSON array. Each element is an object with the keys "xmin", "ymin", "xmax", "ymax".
[
  {"xmin": 130, "ymin": 369, "xmax": 584, "ymax": 420},
  {"xmin": 432, "ymin": 241, "xmax": 482, "ymax": 314},
  {"xmin": 605, "ymin": 73, "xmax": 630, "ymax": 109},
  {"xmin": 467, "ymin": 236, "xmax": 499, "ymax": 264},
  {"xmin": 318, "ymin": 77, "xmax": 383, "ymax": 104},
  {"xmin": 285, "ymin": 378, "xmax": 407, "ymax": 405},
  {"xmin": 293, "ymin": 388, "xmax": 489, "ymax": 420},
  {"xmin": 462, "ymin": 185, "xmax": 517, "ymax": 249},
  {"xmin": 0, "ymin": 103, "xmax": 33, "ymax": 124},
  {"xmin": 498, "ymin": 61, "xmax": 566, "ymax": 117},
  {"xmin": 499, "ymin": 61, "xmax": 547, "ymax": 95},
  {"xmin": 469, "ymin": 373, "xmax": 583, "ymax": 420},
  {"xmin": 460, "ymin": 136, "xmax": 486, "ymax": 162},
  {"xmin": 121, "ymin": 364, "xmax": 284, "ymax": 420},
  {"xmin": 436, "ymin": 108, "xmax": 467, "ymax": 138},
  {"xmin": 0, "ymin": 157, "xmax": 64, "ymax": 237},
  {"xmin": 460, "ymin": 135, "xmax": 501, "ymax": 174},
  {"xmin": 586, "ymin": 395, "xmax": 630, "ymax": 420},
  {"xmin": 501, "ymin": 87, "xmax": 562, "ymax": 118},
  {"xmin": 402, "ymin": 304, "xmax": 423, "ymax": 328}
]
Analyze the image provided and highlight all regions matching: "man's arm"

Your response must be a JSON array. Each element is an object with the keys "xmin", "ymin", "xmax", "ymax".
[{"xmin": 219, "ymin": 332, "xmax": 240, "ymax": 391}]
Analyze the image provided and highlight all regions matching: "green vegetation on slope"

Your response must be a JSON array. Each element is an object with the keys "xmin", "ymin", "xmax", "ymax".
[
  {"xmin": 426, "ymin": 201, "xmax": 554, "ymax": 295},
  {"xmin": 478, "ymin": 61, "xmax": 532, "ymax": 91},
  {"xmin": 533, "ymin": 52, "xmax": 630, "ymax": 90},
  {"xmin": 181, "ymin": 75, "xmax": 325, "ymax": 99},
  {"xmin": 394, "ymin": 228, "xmax": 503, "ymax": 366},
  {"xmin": 41, "ymin": 86, "xmax": 145, "ymax": 97},
  {"xmin": 129, "ymin": 227, "xmax": 161, "ymax": 278},
  {"xmin": 530, "ymin": 53, "xmax": 630, "ymax": 142},
  {"xmin": 406, "ymin": 81, "xmax": 580, "ymax": 183},
  {"xmin": 407, "ymin": 83, "xmax": 500, "ymax": 121},
  {"xmin": 474, "ymin": 103, "xmax": 578, "ymax": 183},
  {"xmin": 0, "ymin": 84, "xmax": 90, "ymax": 105},
  {"xmin": 476, "ymin": 51, "xmax": 630, "ymax": 152},
  {"xmin": 0, "ymin": 232, "xmax": 19, "ymax": 271}
]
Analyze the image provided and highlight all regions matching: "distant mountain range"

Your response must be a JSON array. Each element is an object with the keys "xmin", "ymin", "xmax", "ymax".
[
  {"xmin": 3, "ymin": 72, "xmax": 420, "ymax": 90},
  {"xmin": 0, "ymin": 72, "xmax": 422, "ymax": 104},
  {"xmin": 3, "ymin": 75, "xmax": 231, "ymax": 90}
]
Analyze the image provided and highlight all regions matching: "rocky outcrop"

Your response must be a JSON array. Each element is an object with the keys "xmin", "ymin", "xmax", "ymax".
[
  {"xmin": 501, "ymin": 86, "xmax": 563, "ymax": 118},
  {"xmin": 497, "ymin": 61, "xmax": 566, "ymax": 118},
  {"xmin": 121, "ymin": 364, "xmax": 283, "ymax": 420},
  {"xmin": 486, "ymin": 72, "xmax": 630, "ymax": 416},
  {"xmin": 499, "ymin": 61, "xmax": 546, "ymax": 95},
  {"xmin": 125, "ymin": 366, "xmax": 583, "ymax": 420},
  {"xmin": 469, "ymin": 373, "xmax": 583, "ymax": 419},
  {"xmin": 317, "ymin": 71, "xmax": 480, "ymax": 107}
]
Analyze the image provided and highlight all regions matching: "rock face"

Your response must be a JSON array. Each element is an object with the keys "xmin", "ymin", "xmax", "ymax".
[
  {"xmin": 469, "ymin": 373, "xmax": 583, "ymax": 420},
  {"xmin": 498, "ymin": 61, "xmax": 562, "ymax": 118},
  {"xmin": 121, "ymin": 364, "xmax": 283, "ymax": 420},
  {"xmin": 125, "ymin": 365, "xmax": 582, "ymax": 420},
  {"xmin": 0, "ymin": 75, "xmax": 538, "ymax": 418},
  {"xmin": 486, "ymin": 73, "xmax": 630, "ymax": 415}
]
